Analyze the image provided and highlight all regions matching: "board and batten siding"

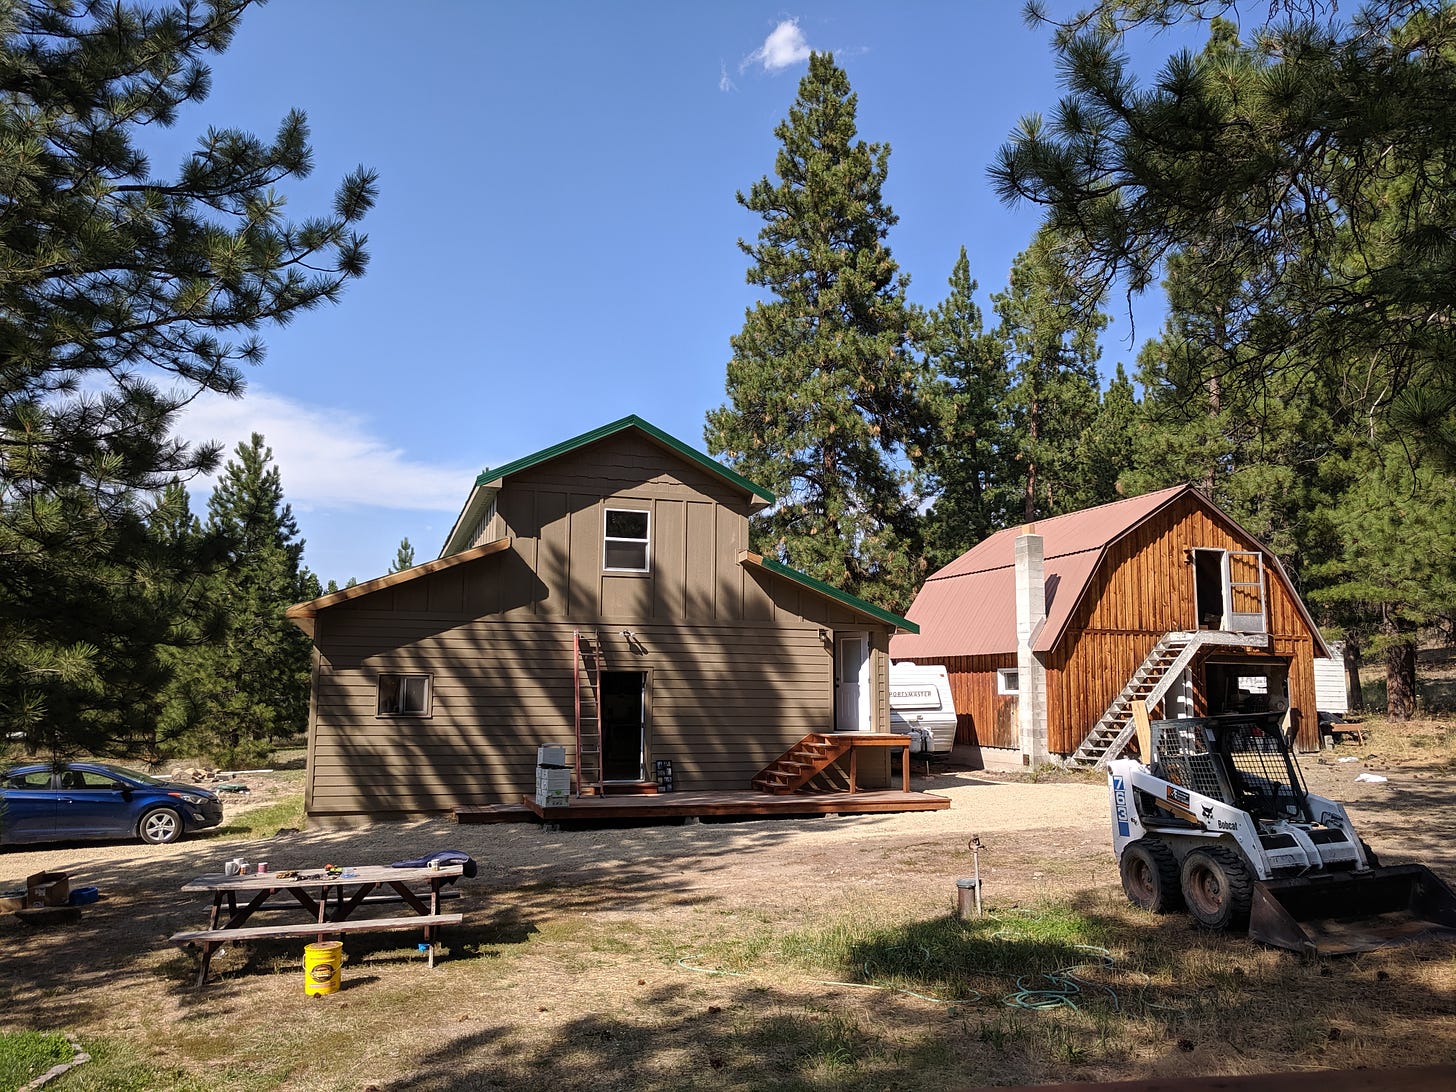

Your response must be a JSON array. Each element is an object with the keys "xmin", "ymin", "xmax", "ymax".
[
  {"xmin": 1044, "ymin": 493, "xmax": 1323, "ymax": 754},
  {"xmin": 303, "ymin": 431, "xmax": 898, "ymax": 817},
  {"xmin": 926, "ymin": 654, "xmax": 1018, "ymax": 750}
]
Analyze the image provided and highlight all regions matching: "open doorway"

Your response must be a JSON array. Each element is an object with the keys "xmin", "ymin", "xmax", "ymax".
[
  {"xmin": 599, "ymin": 671, "xmax": 646, "ymax": 781},
  {"xmin": 1194, "ymin": 549, "xmax": 1267, "ymax": 632},
  {"xmin": 1205, "ymin": 660, "xmax": 1289, "ymax": 717}
]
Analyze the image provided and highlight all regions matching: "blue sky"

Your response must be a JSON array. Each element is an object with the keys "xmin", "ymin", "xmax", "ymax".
[{"xmin": 167, "ymin": 2, "xmax": 1205, "ymax": 585}]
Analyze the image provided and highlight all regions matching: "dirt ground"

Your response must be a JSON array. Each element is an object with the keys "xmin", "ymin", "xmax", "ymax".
[{"xmin": 3, "ymin": 741, "xmax": 1456, "ymax": 1090}]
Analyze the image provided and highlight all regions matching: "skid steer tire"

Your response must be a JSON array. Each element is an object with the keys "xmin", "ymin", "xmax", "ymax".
[
  {"xmin": 1120, "ymin": 839, "xmax": 1183, "ymax": 913},
  {"xmin": 1180, "ymin": 846, "xmax": 1254, "ymax": 931}
]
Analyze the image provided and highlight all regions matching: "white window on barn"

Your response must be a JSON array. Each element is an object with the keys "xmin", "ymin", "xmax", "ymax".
[
  {"xmin": 378, "ymin": 673, "xmax": 432, "ymax": 716},
  {"xmin": 997, "ymin": 668, "xmax": 1020, "ymax": 695},
  {"xmin": 603, "ymin": 509, "xmax": 650, "ymax": 572}
]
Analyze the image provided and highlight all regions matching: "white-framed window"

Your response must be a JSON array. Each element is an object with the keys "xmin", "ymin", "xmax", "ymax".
[
  {"xmin": 378, "ymin": 673, "xmax": 432, "ymax": 716},
  {"xmin": 997, "ymin": 668, "xmax": 1020, "ymax": 696},
  {"xmin": 603, "ymin": 508, "xmax": 650, "ymax": 572}
]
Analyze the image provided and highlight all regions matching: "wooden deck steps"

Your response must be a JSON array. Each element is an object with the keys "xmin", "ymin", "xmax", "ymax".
[
  {"xmin": 752, "ymin": 732, "xmax": 915, "ymax": 795},
  {"xmin": 752, "ymin": 733, "xmax": 853, "ymax": 794}
]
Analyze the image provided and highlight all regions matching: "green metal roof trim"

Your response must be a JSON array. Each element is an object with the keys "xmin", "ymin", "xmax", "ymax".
[
  {"xmin": 752, "ymin": 555, "xmax": 919, "ymax": 633},
  {"xmin": 474, "ymin": 414, "xmax": 775, "ymax": 503}
]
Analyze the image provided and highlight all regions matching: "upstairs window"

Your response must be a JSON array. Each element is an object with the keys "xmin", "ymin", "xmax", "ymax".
[
  {"xmin": 378, "ymin": 674, "xmax": 432, "ymax": 716},
  {"xmin": 604, "ymin": 509, "xmax": 650, "ymax": 572}
]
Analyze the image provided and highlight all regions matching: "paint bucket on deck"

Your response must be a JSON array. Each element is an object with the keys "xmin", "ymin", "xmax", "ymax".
[{"xmin": 303, "ymin": 941, "xmax": 343, "ymax": 996}]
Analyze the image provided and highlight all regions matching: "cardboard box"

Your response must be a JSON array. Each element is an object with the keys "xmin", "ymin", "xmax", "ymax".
[
  {"xmin": 537, "ymin": 745, "xmax": 566, "ymax": 767},
  {"xmin": 26, "ymin": 871, "xmax": 69, "ymax": 908},
  {"xmin": 534, "ymin": 789, "xmax": 570, "ymax": 808}
]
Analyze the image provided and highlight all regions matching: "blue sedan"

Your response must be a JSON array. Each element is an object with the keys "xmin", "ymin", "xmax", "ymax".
[{"xmin": 1, "ymin": 761, "xmax": 224, "ymax": 846}]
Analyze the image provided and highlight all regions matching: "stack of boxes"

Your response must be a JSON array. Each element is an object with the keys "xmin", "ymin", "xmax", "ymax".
[{"xmin": 536, "ymin": 745, "xmax": 570, "ymax": 808}]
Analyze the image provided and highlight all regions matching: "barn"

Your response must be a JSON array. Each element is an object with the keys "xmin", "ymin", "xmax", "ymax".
[
  {"xmin": 287, "ymin": 416, "xmax": 918, "ymax": 820},
  {"xmin": 889, "ymin": 485, "xmax": 1330, "ymax": 768}
]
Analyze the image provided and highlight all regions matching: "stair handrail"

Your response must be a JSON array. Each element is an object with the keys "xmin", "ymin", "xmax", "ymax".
[{"xmin": 1086, "ymin": 630, "xmax": 1271, "ymax": 769}]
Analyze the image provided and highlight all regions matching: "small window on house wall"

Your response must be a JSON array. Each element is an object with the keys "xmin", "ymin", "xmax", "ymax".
[
  {"xmin": 997, "ymin": 668, "xmax": 1020, "ymax": 695},
  {"xmin": 378, "ymin": 674, "xmax": 432, "ymax": 716},
  {"xmin": 604, "ymin": 509, "xmax": 650, "ymax": 572}
]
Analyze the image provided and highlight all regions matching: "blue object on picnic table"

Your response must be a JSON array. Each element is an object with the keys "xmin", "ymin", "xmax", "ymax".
[{"xmin": 390, "ymin": 850, "xmax": 477, "ymax": 878}]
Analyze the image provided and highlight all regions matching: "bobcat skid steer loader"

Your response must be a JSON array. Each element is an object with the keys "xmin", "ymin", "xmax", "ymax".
[{"xmin": 1107, "ymin": 709, "xmax": 1456, "ymax": 955}]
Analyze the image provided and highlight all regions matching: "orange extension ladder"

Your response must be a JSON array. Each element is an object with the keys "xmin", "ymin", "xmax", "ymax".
[{"xmin": 573, "ymin": 630, "xmax": 604, "ymax": 796}]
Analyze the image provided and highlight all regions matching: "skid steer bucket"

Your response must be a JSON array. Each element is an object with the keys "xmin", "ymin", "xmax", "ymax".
[{"xmin": 1250, "ymin": 864, "xmax": 1456, "ymax": 955}]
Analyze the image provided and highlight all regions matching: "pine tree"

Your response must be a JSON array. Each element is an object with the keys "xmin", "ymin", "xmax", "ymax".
[
  {"xmin": 705, "ymin": 53, "xmax": 932, "ymax": 609},
  {"xmin": 1308, "ymin": 444, "xmax": 1456, "ymax": 719},
  {"xmin": 390, "ymin": 538, "xmax": 416, "ymax": 573},
  {"xmin": 991, "ymin": 3, "xmax": 1456, "ymax": 466},
  {"xmin": 0, "ymin": 1, "xmax": 374, "ymax": 753},
  {"xmin": 164, "ymin": 435, "xmax": 313, "ymax": 763},
  {"xmin": 1069, "ymin": 363, "xmax": 1138, "ymax": 511},
  {"xmin": 992, "ymin": 230, "xmax": 1107, "ymax": 521},
  {"xmin": 920, "ymin": 247, "xmax": 1014, "ymax": 567}
]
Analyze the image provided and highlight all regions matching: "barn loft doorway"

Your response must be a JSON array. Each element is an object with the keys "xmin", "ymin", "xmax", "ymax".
[
  {"xmin": 599, "ymin": 670, "xmax": 646, "ymax": 781},
  {"xmin": 1194, "ymin": 549, "xmax": 1267, "ymax": 633}
]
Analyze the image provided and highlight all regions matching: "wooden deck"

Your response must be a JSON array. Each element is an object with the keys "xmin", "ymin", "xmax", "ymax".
[{"xmin": 456, "ymin": 788, "xmax": 950, "ymax": 825}]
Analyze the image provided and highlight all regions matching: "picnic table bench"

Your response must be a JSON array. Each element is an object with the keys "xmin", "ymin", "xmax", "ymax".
[{"xmin": 170, "ymin": 863, "xmax": 465, "ymax": 986}]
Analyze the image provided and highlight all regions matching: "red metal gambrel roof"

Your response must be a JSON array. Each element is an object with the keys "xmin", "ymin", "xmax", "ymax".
[{"xmin": 891, "ymin": 485, "xmax": 1191, "ymax": 660}]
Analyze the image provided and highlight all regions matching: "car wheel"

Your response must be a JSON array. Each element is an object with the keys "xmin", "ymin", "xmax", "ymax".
[
  {"xmin": 1120, "ymin": 838, "xmax": 1183, "ymax": 913},
  {"xmin": 139, "ymin": 807, "xmax": 183, "ymax": 845},
  {"xmin": 1180, "ymin": 846, "xmax": 1254, "ymax": 931}
]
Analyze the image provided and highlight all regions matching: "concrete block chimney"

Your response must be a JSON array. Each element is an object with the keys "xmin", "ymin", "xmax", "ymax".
[{"xmin": 1014, "ymin": 529, "xmax": 1050, "ymax": 766}]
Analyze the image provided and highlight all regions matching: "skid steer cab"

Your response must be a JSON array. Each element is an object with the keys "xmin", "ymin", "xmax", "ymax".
[{"xmin": 1108, "ymin": 711, "xmax": 1456, "ymax": 954}]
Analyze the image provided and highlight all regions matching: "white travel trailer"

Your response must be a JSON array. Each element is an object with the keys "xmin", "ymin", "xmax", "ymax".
[{"xmin": 889, "ymin": 662, "xmax": 958, "ymax": 756}]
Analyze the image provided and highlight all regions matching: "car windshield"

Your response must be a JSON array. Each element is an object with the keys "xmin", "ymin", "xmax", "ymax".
[{"xmin": 93, "ymin": 763, "xmax": 168, "ymax": 786}]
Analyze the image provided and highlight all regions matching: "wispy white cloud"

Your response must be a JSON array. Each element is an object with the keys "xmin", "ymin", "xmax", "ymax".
[
  {"xmin": 718, "ymin": 60, "xmax": 736, "ymax": 93},
  {"xmin": 176, "ymin": 389, "xmax": 475, "ymax": 514},
  {"xmin": 744, "ymin": 18, "xmax": 812, "ymax": 73}
]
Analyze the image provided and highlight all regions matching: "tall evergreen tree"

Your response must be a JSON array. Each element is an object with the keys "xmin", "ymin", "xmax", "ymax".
[
  {"xmin": 705, "ymin": 53, "xmax": 932, "ymax": 609},
  {"xmin": 1069, "ymin": 362, "xmax": 1138, "ymax": 511},
  {"xmin": 164, "ymin": 435, "xmax": 313, "ymax": 763},
  {"xmin": 390, "ymin": 538, "xmax": 416, "ymax": 573},
  {"xmin": 992, "ymin": 229, "xmax": 1107, "ymax": 521},
  {"xmin": 991, "ymin": 1, "xmax": 1456, "ymax": 466},
  {"xmin": 0, "ymin": 1, "xmax": 374, "ymax": 754},
  {"xmin": 919, "ymin": 247, "xmax": 1014, "ymax": 567},
  {"xmin": 1308, "ymin": 444, "xmax": 1456, "ymax": 720}
]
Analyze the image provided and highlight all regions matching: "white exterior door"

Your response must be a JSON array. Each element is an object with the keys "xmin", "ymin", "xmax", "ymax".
[{"xmin": 835, "ymin": 633, "xmax": 871, "ymax": 732}]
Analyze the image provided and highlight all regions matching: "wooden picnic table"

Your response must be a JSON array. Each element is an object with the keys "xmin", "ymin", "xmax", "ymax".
[{"xmin": 171, "ymin": 863, "xmax": 464, "ymax": 986}]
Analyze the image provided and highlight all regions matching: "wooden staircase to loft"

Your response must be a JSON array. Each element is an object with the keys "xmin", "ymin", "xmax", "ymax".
[
  {"xmin": 573, "ymin": 629, "xmax": 604, "ymax": 797},
  {"xmin": 753, "ymin": 734, "xmax": 853, "ymax": 795},
  {"xmin": 1067, "ymin": 629, "xmax": 1270, "ymax": 770}
]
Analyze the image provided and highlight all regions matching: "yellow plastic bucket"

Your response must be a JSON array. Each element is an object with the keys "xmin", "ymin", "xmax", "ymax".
[{"xmin": 304, "ymin": 941, "xmax": 343, "ymax": 996}]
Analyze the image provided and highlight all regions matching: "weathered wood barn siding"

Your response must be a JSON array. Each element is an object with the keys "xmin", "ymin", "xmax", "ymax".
[
  {"xmin": 1044, "ymin": 494, "xmax": 1321, "ymax": 755},
  {"xmin": 303, "ymin": 432, "xmax": 896, "ymax": 818},
  {"xmin": 936, "ymin": 654, "xmax": 1018, "ymax": 749}
]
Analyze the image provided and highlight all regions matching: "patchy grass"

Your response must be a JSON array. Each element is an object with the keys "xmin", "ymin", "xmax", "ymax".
[
  {"xmin": 214, "ymin": 795, "xmax": 305, "ymax": 838},
  {"xmin": 0, "ymin": 1029, "xmax": 70, "ymax": 1089}
]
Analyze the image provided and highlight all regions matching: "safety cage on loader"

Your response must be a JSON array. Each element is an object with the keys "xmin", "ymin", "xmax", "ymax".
[{"xmin": 1110, "ymin": 712, "xmax": 1456, "ymax": 954}]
